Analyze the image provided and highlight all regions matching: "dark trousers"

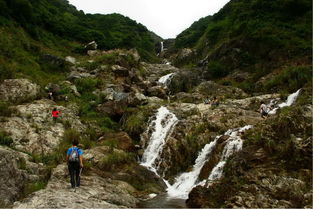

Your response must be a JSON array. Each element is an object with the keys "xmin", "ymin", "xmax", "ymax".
[{"xmin": 68, "ymin": 162, "xmax": 80, "ymax": 188}]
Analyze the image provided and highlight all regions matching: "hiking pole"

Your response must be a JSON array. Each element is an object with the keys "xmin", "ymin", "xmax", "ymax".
[{"xmin": 79, "ymin": 167, "xmax": 83, "ymax": 176}]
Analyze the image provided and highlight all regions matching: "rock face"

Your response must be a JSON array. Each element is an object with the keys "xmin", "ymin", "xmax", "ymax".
[
  {"xmin": 13, "ymin": 164, "xmax": 138, "ymax": 208},
  {"xmin": 0, "ymin": 79, "xmax": 41, "ymax": 103},
  {"xmin": 0, "ymin": 146, "xmax": 45, "ymax": 207},
  {"xmin": 0, "ymin": 99, "xmax": 85, "ymax": 154}
]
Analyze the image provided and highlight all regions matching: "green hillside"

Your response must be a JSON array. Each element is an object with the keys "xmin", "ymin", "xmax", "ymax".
[
  {"xmin": 173, "ymin": 0, "xmax": 312, "ymax": 93},
  {"xmin": 0, "ymin": 0, "xmax": 158, "ymax": 83}
]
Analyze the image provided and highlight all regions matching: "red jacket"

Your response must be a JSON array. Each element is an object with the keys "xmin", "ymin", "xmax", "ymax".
[{"xmin": 52, "ymin": 110, "xmax": 60, "ymax": 118}]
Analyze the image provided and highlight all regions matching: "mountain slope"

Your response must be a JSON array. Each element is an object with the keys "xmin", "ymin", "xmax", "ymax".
[
  {"xmin": 172, "ymin": 0, "xmax": 312, "ymax": 93},
  {"xmin": 0, "ymin": 0, "xmax": 157, "ymax": 60}
]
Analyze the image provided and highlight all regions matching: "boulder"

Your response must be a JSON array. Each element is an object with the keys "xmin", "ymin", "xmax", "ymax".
[
  {"xmin": 98, "ymin": 132, "xmax": 135, "ymax": 152},
  {"xmin": 84, "ymin": 41, "xmax": 97, "ymax": 50},
  {"xmin": 0, "ymin": 146, "xmax": 45, "ymax": 207},
  {"xmin": 65, "ymin": 56, "xmax": 76, "ymax": 65},
  {"xmin": 0, "ymin": 79, "xmax": 41, "ymax": 103},
  {"xmin": 147, "ymin": 86, "xmax": 167, "ymax": 99},
  {"xmin": 97, "ymin": 100, "xmax": 128, "ymax": 118},
  {"xmin": 112, "ymin": 65, "xmax": 130, "ymax": 77},
  {"xmin": 87, "ymin": 50, "xmax": 99, "ymax": 57},
  {"xmin": 0, "ymin": 100, "xmax": 85, "ymax": 154},
  {"xmin": 13, "ymin": 164, "xmax": 138, "ymax": 208},
  {"xmin": 127, "ymin": 92, "xmax": 148, "ymax": 106}
]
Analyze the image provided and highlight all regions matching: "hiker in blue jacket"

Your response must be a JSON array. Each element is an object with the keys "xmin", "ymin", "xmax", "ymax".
[{"xmin": 66, "ymin": 139, "xmax": 83, "ymax": 189}]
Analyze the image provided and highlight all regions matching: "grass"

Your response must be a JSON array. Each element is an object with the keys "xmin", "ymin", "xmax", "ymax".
[
  {"xmin": 97, "ymin": 151, "xmax": 135, "ymax": 171},
  {"xmin": 0, "ymin": 131, "xmax": 14, "ymax": 147}
]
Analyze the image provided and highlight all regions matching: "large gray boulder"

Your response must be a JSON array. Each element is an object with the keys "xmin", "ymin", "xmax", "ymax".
[
  {"xmin": 0, "ymin": 99, "xmax": 85, "ymax": 154},
  {"xmin": 0, "ymin": 79, "xmax": 41, "ymax": 103},
  {"xmin": 0, "ymin": 146, "xmax": 44, "ymax": 207}
]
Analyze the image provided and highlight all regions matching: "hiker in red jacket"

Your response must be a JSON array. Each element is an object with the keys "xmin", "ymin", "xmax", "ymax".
[{"xmin": 52, "ymin": 108, "xmax": 60, "ymax": 122}]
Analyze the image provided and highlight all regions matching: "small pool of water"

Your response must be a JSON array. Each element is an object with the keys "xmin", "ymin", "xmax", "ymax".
[{"xmin": 137, "ymin": 194, "xmax": 187, "ymax": 208}]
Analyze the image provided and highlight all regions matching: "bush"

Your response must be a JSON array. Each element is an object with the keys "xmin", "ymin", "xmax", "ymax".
[
  {"xmin": 98, "ymin": 151, "xmax": 135, "ymax": 171},
  {"xmin": 205, "ymin": 61, "xmax": 229, "ymax": 79},
  {"xmin": 0, "ymin": 102, "xmax": 15, "ymax": 117},
  {"xmin": 264, "ymin": 66, "xmax": 311, "ymax": 92},
  {"xmin": 0, "ymin": 131, "xmax": 13, "ymax": 147},
  {"xmin": 23, "ymin": 181, "xmax": 46, "ymax": 197},
  {"xmin": 75, "ymin": 78, "xmax": 101, "ymax": 93}
]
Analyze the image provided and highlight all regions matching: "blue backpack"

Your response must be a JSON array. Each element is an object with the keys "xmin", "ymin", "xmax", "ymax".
[{"xmin": 69, "ymin": 148, "xmax": 79, "ymax": 162}]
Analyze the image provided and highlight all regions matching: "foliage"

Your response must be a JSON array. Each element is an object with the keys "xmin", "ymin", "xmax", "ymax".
[
  {"xmin": 0, "ymin": 102, "xmax": 15, "ymax": 117},
  {"xmin": 121, "ymin": 106, "xmax": 152, "ymax": 140},
  {"xmin": 0, "ymin": 0, "xmax": 157, "ymax": 61},
  {"xmin": 97, "ymin": 151, "xmax": 135, "ymax": 171},
  {"xmin": 264, "ymin": 66, "xmax": 312, "ymax": 92},
  {"xmin": 22, "ymin": 181, "xmax": 47, "ymax": 197},
  {"xmin": 75, "ymin": 78, "xmax": 101, "ymax": 93},
  {"xmin": 173, "ymin": 0, "xmax": 311, "ymax": 93},
  {"xmin": 0, "ymin": 131, "xmax": 13, "ymax": 147}
]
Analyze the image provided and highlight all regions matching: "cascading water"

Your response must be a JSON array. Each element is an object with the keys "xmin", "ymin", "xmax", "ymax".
[
  {"xmin": 160, "ymin": 41, "xmax": 164, "ymax": 52},
  {"xmin": 158, "ymin": 73, "xmax": 175, "ymax": 86},
  {"xmin": 167, "ymin": 136, "xmax": 219, "ymax": 199},
  {"xmin": 268, "ymin": 89, "xmax": 301, "ymax": 114},
  {"xmin": 204, "ymin": 125, "xmax": 252, "ymax": 186},
  {"xmin": 140, "ymin": 106, "xmax": 178, "ymax": 175},
  {"xmin": 167, "ymin": 125, "xmax": 252, "ymax": 198}
]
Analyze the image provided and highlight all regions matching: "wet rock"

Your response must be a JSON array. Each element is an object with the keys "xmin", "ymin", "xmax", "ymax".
[
  {"xmin": 147, "ymin": 86, "xmax": 167, "ymax": 99},
  {"xmin": 0, "ymin": 79, "xmax": 41, "ymax": 103}
]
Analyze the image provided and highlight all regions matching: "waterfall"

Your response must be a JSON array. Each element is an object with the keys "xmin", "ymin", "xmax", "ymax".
[
  {"xmin": 166, "ymin": 125, "xmax": 252, "ymax": 199},
  {"xmin": 160, "ymin": 41, "xmax": 164, "ymax": 52},
  {"xmin": 158, "ymin": 73, "xmax": 175, "ymax": 87},
  {"xmin": 140, "ymin": 106, "xmax": 178, "ymax": 175},
  {"xmin": 205, "ymin": 125, "xmax": 252, "ymax": 186},
  {"xmin": 167, "ymin": 136, "xmax": 219, "ymax": 199},
  {"xmin": 268, "ymin": 89, "xmax": 301, "ymax": 114}
]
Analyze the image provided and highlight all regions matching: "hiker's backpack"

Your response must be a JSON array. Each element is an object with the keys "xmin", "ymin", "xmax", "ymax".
[{"xmin": 69, "ymin": 148, "xmax": 79, "ymax": 162}]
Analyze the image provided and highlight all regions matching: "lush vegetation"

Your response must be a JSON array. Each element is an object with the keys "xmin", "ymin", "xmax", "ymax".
[
  {"xmin": 0, "ymin": 0, "xmax": 158, "ymax": 83},
  {"xmin": 173, "ymin": 0, "xmax": 312, "ymax": 93},
  {"xmin": 0, "ymin": 0, "xmax": 156, "ymax": 54}
]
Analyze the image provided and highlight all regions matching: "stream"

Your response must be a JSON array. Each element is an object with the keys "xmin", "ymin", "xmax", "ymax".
[{"xmin": 138, "ymin": 194, "xmax": 186, "ymax": 208}]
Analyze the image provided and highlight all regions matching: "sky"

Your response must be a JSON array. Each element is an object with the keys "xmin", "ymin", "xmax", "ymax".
[{"xmin": 67, "ymin": 0, "xmax": 230, "ymax": 39}]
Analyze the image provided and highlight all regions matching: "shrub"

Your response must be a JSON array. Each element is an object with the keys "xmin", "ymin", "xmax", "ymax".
[
  {"xmin": 0, "ymin": 131, "xmax": 13, "ymax": 147},
  {"xmin": 205, "ymin": 61, "xmax": 229, "ymax": 79},
  {"xmin": 264, "ymin": 66, "xmax": 311, "ymax": 92},
  {"xmin": 98, "ymin": 151, "xmax": 135, "ymax": 171},
  {"xmin": 0, "ymin": 102, "xmax": 15, "ymax": 117},
  {"xmin": 75, "ymin": 78, "xmax": 101, "ymax": 93},
  {"xmin": 23, "ymin": 181, "xmax": 46, "ymax": 197}
]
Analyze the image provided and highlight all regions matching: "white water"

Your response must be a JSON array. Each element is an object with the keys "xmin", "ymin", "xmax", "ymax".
[
  {"xmin": 167, "ymin": 136, "xmax": 219, "ymax": 199},
  {"xmin": 160, "ymin": 41, "xmax": 164, "ymax": 52},
  {"xmin": 158, "ymin": 73, "xmax": 175, "ymax": 85},
  {"xmin": 268, "ymin": 89, "xmax": 301, "ymax": 114},
  {"xmin": 140, "ymin": 106, "xmax": 178, "ymax": 174},
  {"xmin": 205, "ymin": 125, "xmax": 252, "ymax": 186}
]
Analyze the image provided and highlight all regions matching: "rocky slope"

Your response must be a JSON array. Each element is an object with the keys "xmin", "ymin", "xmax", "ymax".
[{"xmin": 0, "ymin": 47, "xmax": 311, "ymax": 208}]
